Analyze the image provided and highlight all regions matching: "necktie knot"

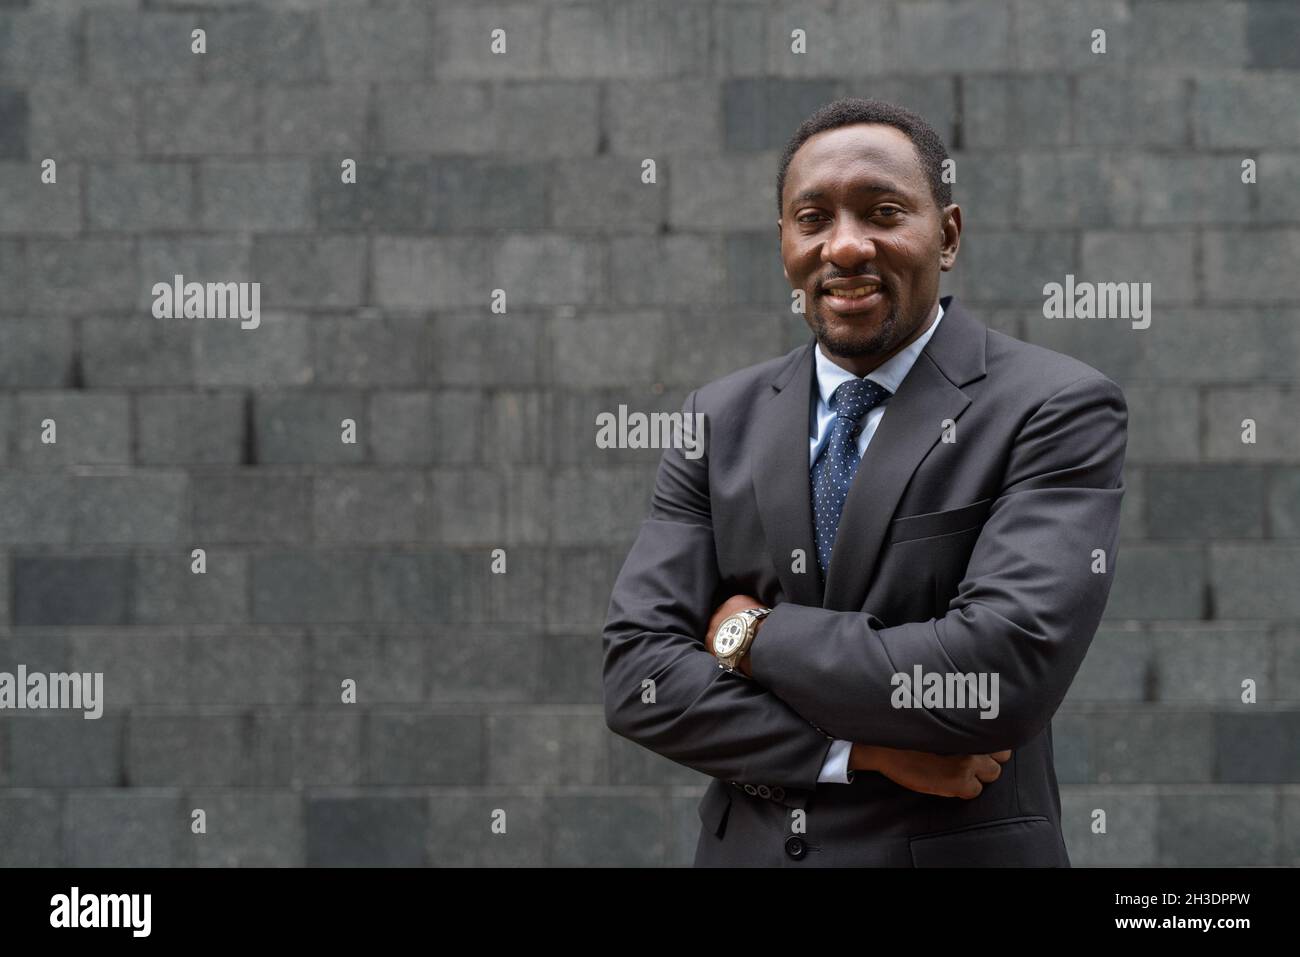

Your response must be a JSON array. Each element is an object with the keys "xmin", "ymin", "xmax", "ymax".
[{"xmin": 830, "ymin": 378, "xmax": 891, "ymax": 424}]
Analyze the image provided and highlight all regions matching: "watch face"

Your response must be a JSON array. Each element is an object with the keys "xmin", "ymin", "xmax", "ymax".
[{"xmin": 715, "ymin": 616, "xmax": 747, "ymax": 655}]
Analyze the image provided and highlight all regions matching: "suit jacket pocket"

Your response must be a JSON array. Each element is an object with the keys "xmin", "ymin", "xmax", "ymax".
[
  {"xmin": 888, "ymin": 497, "xmax": 993, "ymax": 545},
  {"xmin": 697, "ymin": 781, "xmax": 733, "ymax": 837},
  {"xmin": 908, "ymin": 815, "xmax": 1065, "ymax": 867}
]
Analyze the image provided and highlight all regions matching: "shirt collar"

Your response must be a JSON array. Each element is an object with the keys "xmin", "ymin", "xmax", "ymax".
[{"xmin": 813, "ymin": 300, "xmax": 945, "ymax": 409}]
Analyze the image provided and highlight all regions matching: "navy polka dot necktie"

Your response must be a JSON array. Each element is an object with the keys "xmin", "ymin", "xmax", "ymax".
[{"xmin": 811, "ymin": 377, "xmax": 893, "ymax": 575}]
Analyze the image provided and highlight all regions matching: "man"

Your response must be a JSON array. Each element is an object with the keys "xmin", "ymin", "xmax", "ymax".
[{"xmin": 602, "ymin": 98, "xmax": 1128, "ymax": 866}]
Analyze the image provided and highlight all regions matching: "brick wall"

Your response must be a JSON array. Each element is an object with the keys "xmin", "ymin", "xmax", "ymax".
[{"xmin": 0, "ymin": 0, "xmax": 1297, "ymax": 867}]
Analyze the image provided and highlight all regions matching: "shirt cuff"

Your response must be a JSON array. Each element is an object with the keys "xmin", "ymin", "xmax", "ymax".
[{"xmin": 817, "ymin": 738, "xmax": 854, "ymax": 784}]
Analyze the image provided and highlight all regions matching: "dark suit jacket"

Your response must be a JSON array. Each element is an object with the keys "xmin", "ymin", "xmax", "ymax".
[{"xmin": 602, "ymin": 295, "xmax": 1128, "ymax": 866}]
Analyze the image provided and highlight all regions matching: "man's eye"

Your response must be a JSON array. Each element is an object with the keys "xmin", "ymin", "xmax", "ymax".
[
  {"xmin": 797, "ymin": 213, "xmax": 824, "ymax": 224},
  {"xmin": 876, "ymin": 206, "xmax": 902, "ymax": 217}
]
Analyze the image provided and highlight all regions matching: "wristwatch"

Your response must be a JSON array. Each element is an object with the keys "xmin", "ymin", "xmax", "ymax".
[{"xmin": 713, "ymin": 607, "xmax": 771, "ymax": 675}]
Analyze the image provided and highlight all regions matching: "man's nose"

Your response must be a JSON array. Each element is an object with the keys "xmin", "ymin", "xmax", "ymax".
[{"xmin": 823, "ymin": 215, "xmax": 878, "ymax": 262}]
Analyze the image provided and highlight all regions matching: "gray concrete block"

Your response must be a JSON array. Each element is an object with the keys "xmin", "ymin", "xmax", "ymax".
[
  {"xmin": 365, "ymin": 711, "xmax": 483, "ymax": 785},
  {"xmin": 15, "ymin": 392, "xmax": 130, "ymax": 466},
  {"xmin": 86, "ymin": 11, "xmax": 204, "ymax": 84},
  {"xmin": 370, "ymin": 549, "xmax": 458, "ymax": 623},
  {"xmin": 253, "ymin": 390, "xmax": 368, "ymax": 465},
  {"xmin": 141, "ymin": 85, "xmax": 256, "ymax": 156},
  {"xmin": 27, "ymin": 238, "xmax": 136, "ymax": 313},
  {"xmin": 1104, "ymin": 543, "xmax": 1206, "ymax": 619},
  {"xmin": 427, "ymin": 625, "xmax": 540, "ymax": 703},
  {"xmin": 723, "ymin": 78, "xmax": 838, "ymax": 151},
  {"xmin": 1063, "ymin": 626, "xmax": 1152, "ymax": 704},
  {"xmin": 65, "ymin": 632, "xmax": 192, "ymax": 708},
  {"xmin": 200, "ymin": 160, "xmax": 312, "ymax": 231},
  {"xmin": 306, "ymin": 632, "xmax": 426, "ymax": 704},
  {"xmin": 606, "ymin": 79, "xmax": 723, "ymax": 156},
  {"xmin": 963, "ymin": 74, "xmax": 1069, "ymax": 148},
  {"xmin": 1194, "ymin": 73, "xmax": 1300, "ymax": 147},
  {"xmin": 126, "ymin": 713, "xmax": 246, "ymax": 786},
  {"xmin": 1060, "ymin": 785, "xmax": 1159, "ymax": 866},
  {"xmin": 549, "ymin": 311, "xmax": 662, "ymax": 387},
  {"xmin": 193, "ymin": 312, "xmax": 314, "ymax": 389},
  {"xmin": 65, "ymin": 793, "xmax": 184, "ymax": 867},
  {"xmin": 7, "ymin": 715, "xmax": 124, "ymax": 786},
  {"xmin": 550, "ymin": 157, "xmax": 662, "ymax": 232},
  {"xmin": 1211, "ymin": 544, "xmax": 1300, "ymax": 618},
  {"xmin": 1150, "ymin": 623, "xmax": 1272, "ymax": 704},
  {"xmin": 483, "ymin": 391, "xmax": 549, "ymax": 465},
  {"xmin": 545, "ymin": 792, "xmax": 665, "ymax": 866},
  {"xmin": 72, "ymin": 472, "xmax": 188, "ymax": 545},
  {"xmin": 0, "ymin": 316, "xmax": 73, "ymax": 387},
  {"xmin": 262, "ymin": 86, "xmax": 368, "ymax": 155},
  {"xmin": 306, "ymin": 796, "xmax": 427, "ymax": 866},
  {"xmin": 0, "ymin": 88, "xmax": 25, "ymax": 158},
  {"xmin": 374, "ymin": 82, "xmax": 495, "ymax": 154},
  {"xmin": 87, "ymin": 162, "xmax": 194, "ymax": 231},
  {"xmin": 434, "ymin": 324, "xmax": 539, "ymax": 414},
  {"xmin": 1089, "ymin": 710, "xmax": 1214, "ymax": 784},
  {"xmin": 545, "ymin": 2, "xmax": 709, "ymax": 78},
  {"xmin": 252, "ymin": 236, "xmax": 365, "ymax": 308},
  {"xmin": 427, "ymin": 467, "xmax": 504, "ymax": 545},
  {"xmin": 201, "ymin": 10, "xmax": 327, "ymax": 83},
  {"xmin": 250, "ymin": 710, "xmax": 362, "ymax": 788},
  {"xmin": 250, "ymin": 550, "xmax": 370, "ymax": 624},
  {"xmin": 191, "ymin": 472, "xmax": 312, "ymax": 545},
  {"xmin": 958, "ymin": 229, "xmax": 1074, "ymax": 302},
  {"xmin": 314, "ymin": 470, "xmax": 427, "ymax": 543},
  {"xmin": 12, "ymin": 555, "xmax": 133, "ymax": 626},
  {"xmin": 1145, "ymin": 466, "xmax": 1266, "ymax": 540},
  {"xmin": 1157, "ymin": 788, "xmax": 1278, "ymax": 866},
  {"xmin": 493, "ymin": 234, "xmax": 604, "ymax": 307},
  {"xmin": 432, "ymin": 2, "xmax": 547, "ymax": 79},
  {"xmin": 424, "ymin": 790, "xmax": 547, "ymax": 866},
  {"xmin": 0, "ymin": 793, "xmax": 62, "ymax": 866},
  {"xmin": 189, "ymin": 790, "xmax": 304, "ymax": 867},
  {"xmin": 892, "ymin": 0, "xmax": 1011, "ymax": 73},
  {"xmin": 538, "ymin": 633, "xmax": 604, "ymax": 705},
  {"xmin": 1119, "ymin": 386, "xmax": 1200, "ymax": 464},
  {"xmin": 1216, "ymin": 711, "xmax": 1300, "ymax": 783},
  {"xmin": 314, "ymin": 157, "xmax": 432, "ymax": 231},
  {"xmin": 668, "ymin": 152, "xmax": 777, "ymax": 230},
  {"xmin": 136, "ymin": 391, "xmax": 245, "ymax": 465},
  {"xmin": 29, "ymin": 84, "xmax": 138, "ymax": 157},
  {"xmin": 1204, "ymin": 386, "xmax": 1300, "ymax": 461},
  {"xmin": 316, "ymin": 317, "xmax": 428, "ymax": 387},
  {"xmin": 1012, "ymin": 0, "xmax": 1135, "ymax": 70},
  {"xmin": 319, "ymin": 1, "xmax": 430, "ymax": 81},
  {"xmin": 373, "ymin": 237, "xmax": 493, "ymax": 310},
  {"xmin": 1204, "ymin": 228, "xmax": 1300, "ymax": 304},
  {"xmin": 0, "ymin": 161, "xmax": 81, "ymax": 233},
  {"xmin": 133, "ymin": 551, "xmax": 249, "ymax": 626}
]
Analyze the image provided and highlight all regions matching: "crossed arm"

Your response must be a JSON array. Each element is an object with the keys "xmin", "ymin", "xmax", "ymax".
[{"xmin": 602, "ymin": 374, "xmax": 1127, "ymax": 792}]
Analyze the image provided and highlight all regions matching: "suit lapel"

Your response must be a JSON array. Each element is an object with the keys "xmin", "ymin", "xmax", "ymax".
[
  {"xmin": 821, "ymin": 296, "xmax": 989, "ymax": 611},
  {"xmin": 750, "ymin": 342, "xmax": 823, "ymax": 608}
]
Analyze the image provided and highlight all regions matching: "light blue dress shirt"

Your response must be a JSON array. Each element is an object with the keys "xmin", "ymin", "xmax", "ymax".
[{"xmin": 810, "ymin": 301, "xmax": 946, "ymax": 783}]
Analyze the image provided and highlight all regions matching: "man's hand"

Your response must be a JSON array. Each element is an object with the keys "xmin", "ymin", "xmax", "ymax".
[
  {"xmin": 852, "ymin": 743, "xmax": 1012, "ymax": 799},
  {"xmin": 705, "ymin": 594, "xmax": 764, "ymax": 677}
]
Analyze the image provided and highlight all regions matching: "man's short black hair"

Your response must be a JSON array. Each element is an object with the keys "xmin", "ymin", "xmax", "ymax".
[{"xmin": 776, "ymin": 97, "xmax": 952, "ymax": 217}]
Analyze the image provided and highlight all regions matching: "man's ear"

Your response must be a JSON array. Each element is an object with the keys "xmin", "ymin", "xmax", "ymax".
[{"xmin": 939, "ymin": 204, "xmax": 962, "ymax": 272}]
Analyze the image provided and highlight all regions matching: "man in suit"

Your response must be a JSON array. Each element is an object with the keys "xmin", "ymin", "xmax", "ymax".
[{"xmin": 602, "ymin": 98, "xmax": 1128, "ymax": 866}]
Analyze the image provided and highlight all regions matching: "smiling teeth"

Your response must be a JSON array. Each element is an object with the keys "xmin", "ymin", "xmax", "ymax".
[{"xmin": 830, "ymin": 285, "xmax": 879, "ymax": 298}]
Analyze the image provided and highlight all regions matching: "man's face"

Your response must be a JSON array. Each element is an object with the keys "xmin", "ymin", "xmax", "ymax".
[{"xmin": 778, "ymin": 123, "xmax": 960, "ymax": 374}]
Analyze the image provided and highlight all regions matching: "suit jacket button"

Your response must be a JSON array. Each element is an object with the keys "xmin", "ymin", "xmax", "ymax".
[
  {"xmin": 771, "ymin": 786, "xmax": 785, "ymax": 801},
  {"xmin": 757, "ymin": 785, "xmax": 771, "ymax": 799},
  {"xmin": 784, "ymin": 836, "xmax": 806, "ymax": 860},
  {"xmin": 743, "ymin": 784, "xmax": 757, "ymax": 795}
]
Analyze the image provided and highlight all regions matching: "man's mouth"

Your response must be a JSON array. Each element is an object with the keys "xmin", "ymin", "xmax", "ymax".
[{"xmin": 820, "ymin": 280, "xmax": 886, "ymax": 313}]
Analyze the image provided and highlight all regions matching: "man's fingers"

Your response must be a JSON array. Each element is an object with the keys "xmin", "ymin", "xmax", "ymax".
[{"xmin": 990, "ymin": 750, "xmax": 1012, "ymax": 763}]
